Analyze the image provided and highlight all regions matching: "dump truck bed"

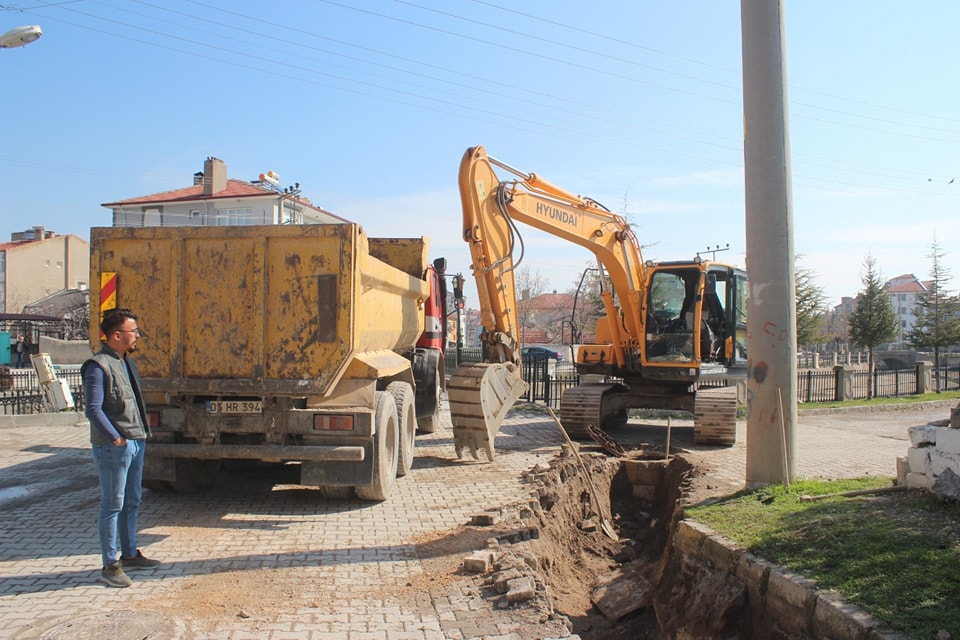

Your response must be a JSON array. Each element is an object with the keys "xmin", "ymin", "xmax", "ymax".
[{"xmin": 89, "ymin": 224, "xmax": 429, "ymax": 397}]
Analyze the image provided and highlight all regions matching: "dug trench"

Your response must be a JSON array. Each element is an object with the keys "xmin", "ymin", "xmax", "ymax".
[{"xmin": 458, "ymin": 447, "xmax": 869, "ymax": 640}]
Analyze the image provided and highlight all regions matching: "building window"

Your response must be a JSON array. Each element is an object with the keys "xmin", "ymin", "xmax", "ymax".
[
  {"xmin": 216, "ymin": 207, "xmax": 254, "ymax": 226},
  {"xmin": 143, "ymin": 208, "xmax": 162, "ymax": 226}
]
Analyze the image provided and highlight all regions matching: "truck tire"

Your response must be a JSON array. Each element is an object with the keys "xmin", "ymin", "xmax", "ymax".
[
  {"xmin": 169, "ymin": 459, "xmax": 221, "ymax": 493},
  {"xmin": 387, "ymin": 381, "xmax": 417, "ymax": 477},
  {"xmin": 417, "ymin": 369, "xmax": 442, "ymax": 434},
  {"xmin": 355, "ymin": 391, "xmax": 399, "ymax": 502}
]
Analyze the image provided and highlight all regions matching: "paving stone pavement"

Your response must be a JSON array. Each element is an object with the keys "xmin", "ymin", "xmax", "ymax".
[
  {"xmin": 0, "ymin": 399, "xmax": 950, "ymax": 639},
  {"xmin": 0, "ymin": 404, "xmax": 574, "ymax": 640}
]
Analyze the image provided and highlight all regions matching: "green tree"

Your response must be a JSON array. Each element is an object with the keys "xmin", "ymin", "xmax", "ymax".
[
  {"xmin": 905, "ymin": 237, "xmax": 960, "ymax": 392},
  {"xmin": 795, "ymin": 262, "xmax": 828, "ymax": 349},
  {"xmin": 848, "ymin": 254, "xmax": 897, "ymax": 397}
]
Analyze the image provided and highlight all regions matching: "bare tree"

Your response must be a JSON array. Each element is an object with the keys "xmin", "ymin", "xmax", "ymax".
[
  {"xmin": 515, "ymin": 265, "xmax": 548, "ymax": 343},
  {"xmin": 60, "ymin": 304, "xmax": 91, "ymax": 341},
  {"xmin": 825, "ymin": 305, "xmax": 851, "ymax": 352},
  {"xmin": 795, "ymin": 259, "xmax": 828, "ymax": 349}
]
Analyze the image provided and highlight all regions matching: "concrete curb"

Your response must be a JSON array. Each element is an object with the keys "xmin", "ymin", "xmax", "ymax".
[
  {"xmin": 674, "ymin": 519, "xmax": 910, "ymax": 640},
  {"xmin": 0, "ymin": 412, "xmax": 88, "ymax": 428}
]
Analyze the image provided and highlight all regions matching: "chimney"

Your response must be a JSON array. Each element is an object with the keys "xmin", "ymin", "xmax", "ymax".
[
  {"xmin": 203, "ymin": 157, "xmax": 227, "ymax": 195},
  {"xmin": 193, "ymin": 172, "xmax": 204, "ymax": 186}
]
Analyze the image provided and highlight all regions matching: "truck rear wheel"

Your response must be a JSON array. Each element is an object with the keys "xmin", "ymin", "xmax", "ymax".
[
  {"xmin": 355, "ymin": 391, "xmax": 399, "ymax": 501},
  {"xmin": 387, "ymin": 381, "xmax": 417, "ymax": 477},
  {"xmin": 169, "ymin": 459, "xmax": 221, "ymax": 493},
  {"xmin": 417, "ymin": 369, "xmax": 442, "ymax": 434}
]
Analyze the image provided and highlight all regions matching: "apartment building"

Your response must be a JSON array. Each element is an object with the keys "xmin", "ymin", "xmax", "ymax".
[
  {"xmin": 0, "ymin": 227, "xmax": 89, "ymax": 314},
  {"xmin": 885, "ymin": 273, "xmax": 928, "ymax": 347}
]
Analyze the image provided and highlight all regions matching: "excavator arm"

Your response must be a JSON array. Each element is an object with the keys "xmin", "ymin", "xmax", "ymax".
[{"xmin": 448, "ymin": 145, "xmax": 649, "ymax": 459}]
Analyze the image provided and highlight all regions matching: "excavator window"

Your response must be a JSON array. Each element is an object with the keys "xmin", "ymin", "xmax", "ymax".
[
  {"xmin": 645, "ymin": 269, "xmax": 698, "ymax": 362},
  {"xmin": 701, "ymin": 274, "xmax": 726, "ymax": 361}
]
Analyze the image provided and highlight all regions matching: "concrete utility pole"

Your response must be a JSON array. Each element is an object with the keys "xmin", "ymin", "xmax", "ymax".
[{"xmin": 740, "ymin": 0, "xmax": 798, "ymax": 485}]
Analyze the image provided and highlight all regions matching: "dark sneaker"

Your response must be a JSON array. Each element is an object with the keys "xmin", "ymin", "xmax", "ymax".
[
  {"xmin": 100, "ymin": 562, "xmax": 132, "ymax": 588},
  {"xmin": 121, "ymin": 549, "xmax": 161, "ymax": 569}
]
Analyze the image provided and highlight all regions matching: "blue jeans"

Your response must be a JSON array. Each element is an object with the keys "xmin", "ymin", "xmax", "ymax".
[{"xmin": 91, "ymin": 439, "xmax": 145, "ymax": 568}]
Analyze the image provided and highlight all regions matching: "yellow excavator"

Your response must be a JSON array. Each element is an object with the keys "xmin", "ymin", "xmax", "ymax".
[{"xmin": 447, "ymin": 145, "xmax": 748, "ymax": 460}]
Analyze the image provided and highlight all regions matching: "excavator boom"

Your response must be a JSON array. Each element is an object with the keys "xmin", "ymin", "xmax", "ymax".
[{"xmin": 448, "ymin": 145, "xmax": 646, "ymax": 459}]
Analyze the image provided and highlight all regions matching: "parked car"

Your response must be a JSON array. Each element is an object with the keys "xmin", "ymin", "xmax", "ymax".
[{"xmin": 521, "ymin": 346, "xmax": 563, "ymax": 361}]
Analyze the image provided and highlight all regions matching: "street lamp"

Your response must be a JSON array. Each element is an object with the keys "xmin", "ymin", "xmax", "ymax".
[{"xmin": 0, "ymin": 25, "xmax": 42, "ymax": 49}]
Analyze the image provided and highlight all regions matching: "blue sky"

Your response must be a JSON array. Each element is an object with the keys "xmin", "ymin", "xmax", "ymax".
[{"xmin": 2, "ymin": 1, "xmax": 958, "ymax": 307}]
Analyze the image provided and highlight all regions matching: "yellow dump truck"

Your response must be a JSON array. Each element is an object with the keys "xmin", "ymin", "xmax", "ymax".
[{"xmin": 89, "ymin": 223, "xmax": 449, "ymax": 501}]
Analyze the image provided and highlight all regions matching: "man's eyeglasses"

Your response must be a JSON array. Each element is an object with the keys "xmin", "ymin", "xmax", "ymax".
[{"xmin": 117, "ymin": 329, "xmax": 141, "ymax": 335}]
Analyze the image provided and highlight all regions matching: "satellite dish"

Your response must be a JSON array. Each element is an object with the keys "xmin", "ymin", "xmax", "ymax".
[{"xmin": 0, "ymin": 25, "xmax": 42, "ymax": 49}]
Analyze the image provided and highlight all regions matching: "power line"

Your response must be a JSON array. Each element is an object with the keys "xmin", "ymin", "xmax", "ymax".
[{"xmin": 16, "ymin": 0, "xmax": 960, "ymax": 194}]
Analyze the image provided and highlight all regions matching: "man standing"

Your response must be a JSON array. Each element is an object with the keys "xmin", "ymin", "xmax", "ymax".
[
  {"xmin": 82, "ymin": 308, "xmax": 160, "ymax": 588},
  {"xmin": 15, "ymin": 336, "xmax": 26, "ymax": 368}
]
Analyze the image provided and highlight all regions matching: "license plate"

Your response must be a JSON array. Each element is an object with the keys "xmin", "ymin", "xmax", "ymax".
[{"xmin": 206, "ymin": 400, "xmax": 262, "ymax": 415}]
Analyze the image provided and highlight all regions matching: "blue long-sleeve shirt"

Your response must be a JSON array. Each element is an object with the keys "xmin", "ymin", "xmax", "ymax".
[{"xmin": 83, "ymin": 364, "xmax": 122, "ymax": 443}]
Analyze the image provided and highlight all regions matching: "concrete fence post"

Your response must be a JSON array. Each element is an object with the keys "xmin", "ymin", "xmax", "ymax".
[
  {"xmin": 835, "ymin": 365, "xmax": 855, "ymax": 402},
  {"xmin": 916, "ymin": 361, "xmax": 933, "ymax": 395}
]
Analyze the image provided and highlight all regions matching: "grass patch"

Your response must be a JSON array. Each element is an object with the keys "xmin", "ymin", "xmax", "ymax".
[
  {"xmin": 685, "ymin": 478, "xmax": 960, "ymax": 639},
  {"xmin": 799, "ymin": 390, "xmax": 960, "ymax": 410}
]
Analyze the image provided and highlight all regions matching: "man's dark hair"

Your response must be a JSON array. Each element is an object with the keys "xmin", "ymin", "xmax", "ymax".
[{"xmin": 101, "ymin": 308, "xmax": 137, "ymax": 336}]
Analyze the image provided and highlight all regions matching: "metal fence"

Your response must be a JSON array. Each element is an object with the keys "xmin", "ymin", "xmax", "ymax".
[
  {"xmin": 448, "ymin": 349, "xmax": 960, "ymax": 409},
  {"xmin": 801, "ymin": 365, "xmax": 959, "ymax": 403},
  {"xmin": 0, "ymin": 367, "xmax": 85, "ymax": 416},
  {"xmin": 797, "ymin": 369, "xmax": 836, "ymax": 403},
  {"xmin": 3, "ymin": 357, "xmax": 959, "ymax": 417}
]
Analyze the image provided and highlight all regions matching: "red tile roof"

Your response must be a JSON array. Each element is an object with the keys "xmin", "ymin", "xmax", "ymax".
[
  {"xmin": 101, "ymin": 179, "xmax": 276, "ymax": 207},
  {"xmin": 0, "ymin": 241, "xmax": 31, "ymax": 251},
  {"xmin": 100, "ymin": 179, "xmax": 348, "ymax": 221},
  {"xmin": 526, "ymin": 292, "xmax": 575, "ymax": 311},
  {"xmin": 885, "ymin": 280, "xmax": 926, "ymax": 293}
]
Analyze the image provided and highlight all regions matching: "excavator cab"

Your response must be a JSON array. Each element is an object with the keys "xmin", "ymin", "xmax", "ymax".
[{"xmin": 643, "ymin": 263, "xmax": 748, "ymax": 370}]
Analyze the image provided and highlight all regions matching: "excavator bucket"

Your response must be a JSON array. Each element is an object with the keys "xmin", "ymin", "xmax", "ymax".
[{"xmin": 447, "ymin": 362, "xmax": 527, "ymax": 461}]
